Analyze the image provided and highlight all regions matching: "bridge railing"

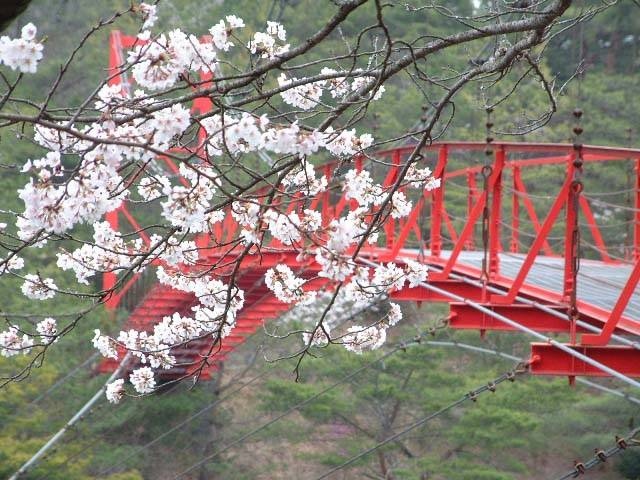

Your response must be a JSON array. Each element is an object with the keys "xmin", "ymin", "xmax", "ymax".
[
  {"xmin": 102, "ymin": 30, "xmax": 640, "ymax": 349},
  {"xmin": 363, "ymin": 142, "xmax": 640, "ymax": 263}
]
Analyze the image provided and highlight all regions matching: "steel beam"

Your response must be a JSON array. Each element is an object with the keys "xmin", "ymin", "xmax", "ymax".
[
  {"xmin": 449, "ymin": 303, "xmax": 590, "ymax": 333},
  {"xmin": 530, "ymin": 343, "xmax": 640, "ymax": 377},
  {"xmin": 390, "ymin": 280, "xmax": 485, "ymax": 302}
]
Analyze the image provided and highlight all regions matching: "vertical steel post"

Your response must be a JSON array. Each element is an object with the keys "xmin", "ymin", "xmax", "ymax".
[
  {"xmin": 384, "ymin": 150, "xmax": 401, "ymax": 249},
  {"xmin": 466, "ymin": 170, "xmax": 476, "ymax": 250},
  {"xmin": 511, "ymin": 166, "xmax": 520, "ymax": 253},
  {"xmin": 489, "ymin": 147, "xmax": 505, "ymax": 277},
  {"xmin": 562, "ymin": 153, "xmax": 578, "ymax": 303},
  {"xmin": 107, "ymin": 31, "xmax": 123, "ymax": 86},
  {"xmin": 635, "ymin": 158, "xmax": 640, "ymax": 261},
  {"xmin": 103, "ymin": 209, "xmax": 119, "ymax": 309},
  {"xmin": 430, "ymin": 146, "xmax": 447, "ymax": 257},
  {"xmin": 103, "ymin": 31, "xmax": 124, "ymax": 309}
]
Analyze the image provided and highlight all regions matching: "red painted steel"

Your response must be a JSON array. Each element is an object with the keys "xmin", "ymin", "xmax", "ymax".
[
  {"xmin": 101, "ymin": 31, "xmax": 640, "ymax": 381},
  {"xmin": 466, "ymin": 170, "xmax": 477, "ymax": 250},
  {"xmin": 530, "ymin": 343, "xmax": 640, "ymax": 377},
  {"xmin": 510, "ymin": 166, "xmax": 520, "ymax": 253},
  {"xmin": 449, "ymin": 303, "xmax": 591, "ymax": 333},
  {"xmin": 562, "ymin": 153, "xmax": 580, "ymax": 307},
  {"xmin": 429, "ymin": 146, "xmax": 447, "ymax": 257},
  {"xmin": 490, "ymin": 170, "xmax": 572, "ymax": 305},
  {"xmin": 635, "ymin": 158, "xmax": 640, "ymax": 261},
  {"xmin": 581, "ymin": 258, "xmax": 640, "ymax": 346},
  {"xmin": 489, "ymin": 147, "xmax": 505, "ymax": 278}
]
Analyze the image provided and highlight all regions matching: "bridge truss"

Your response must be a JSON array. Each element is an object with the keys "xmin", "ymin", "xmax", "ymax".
[{"xmin": 100, "ymin": 31, "xmax": 640, "ymax": 388}]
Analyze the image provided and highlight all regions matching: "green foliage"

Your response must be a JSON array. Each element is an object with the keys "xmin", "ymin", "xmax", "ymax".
[{"xmin": 618, "ymin": 449, "xmax": 640, "ymax": 480}]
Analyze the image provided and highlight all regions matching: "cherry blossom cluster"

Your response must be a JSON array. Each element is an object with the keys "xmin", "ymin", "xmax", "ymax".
[
  {"xmin": 13, "ymin": 14, "xmax": 378, "ymax": 250},
  {"xmin": 130, "ymin": 366, "xmax": 156, "ymax": 395},
  {"xmin": 0, "ymin": 327, "xmax": 33, "ymax": 357},
  {"xmin": 17, "ymin": 88, "xmax": 195, "ymax": 245},
  {"xmin": 1, "ymin": 5, "xmax": 445, "ymax": 402},
  {"xmin": 248, "ymin": 21, "xmax": 290, "ymax": 58},
  {"xmin": 17, "ymin": 133, "xmax": 127, "ymax": 243},
  {"xmin": 0, "ymin": 253, "xmax": 24, "ymax": 275},
  {"xmin": 98, "ymin": 265, "xmax": 245, "ymax": 401},
  {"xmin": 342, "ymin": 324, "xmax": 387, "ymax": 354},
  {"xmin": 266, "ymin": 260, "xmax": 428, "ymax": 353},
  {"xmin": 338, "ymin": 263, "xmax": 418, "ymax": 354},
  {"xmin": 405, "ymin": 164, "xmax": 442, "ymax": 190},
  {"xmin": 56, "ymin": 221, "xmax": 200, "ymax": 288},
  {"xmin": 21, "ymin": 274, "xmax": 58, "ymax": 300},
  {"xmin": 136, "ymin": 3, "xmax": 158, "ymax": 30},
  {"xmin": 57, "ymin": 222, "xmax": 140, "ymax": 284},
  {"xmin": 209, "ymin": 15, "xmax": 245, "ymax": 52},
  {"xmin": 278, "ymin": 70, "xmax": 385, "ymax": 111},
  {"xmin": 231, "ymin": 185, "xmax": 324, "ymax": 247},
  {"xmin": 129, "ymin": 14, "xmax": 289, "ymax": 91},
  {"xmin": 130, "ymin": 30, "xmax": 217, "ymax": 89},
  {"xmin": 265, "ymin": 265, "xmax": 315, "ymax": 304},
  {"xmin": 201, "ymin": 111, "xmax": 373, "ymax": 158},
  {"xmin": 102, "ymin": 367, "xmax": 155, "ymax": 404},
  {"xmin": 0, "ymin": 23, "xmax": 43, "ymax": 73},
  {"xmin": 281, "ymin": 161, "xmax": 328, "ymax": 195},
  {"xmin": 0, "ymin": 318, "xmax": 58, "ymax": 357},
  {"xmin": 160, "ymin": 163, "xmax": 224, "ymax": 232}
]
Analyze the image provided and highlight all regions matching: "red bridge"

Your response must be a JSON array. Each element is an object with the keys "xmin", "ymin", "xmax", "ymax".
[{"xmin": 99, "ymin": 32, "xmax": 640, "ymax": 388}]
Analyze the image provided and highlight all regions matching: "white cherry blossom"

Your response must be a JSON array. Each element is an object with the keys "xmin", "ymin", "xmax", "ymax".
[
  {"xmin": 130, "ymin": 366, "xmax": 156, "ymax": 394},
  {"xmin": 0, "ymin": 327, "xmax": 33, "ymax": 357},
  {"xmin": 265, "ymin": 264, "xmax": 310, "ymax": 303},
  {"xmin": 210, "ymin": 19, "xmax": 234, "ymax": 51},
  {"xmin": 138, "ymin": 175, "xmax": 170, "ymax": 201},
  {"xmin": 303, "ymin": 325, "xmax": 331, "ymax": 347},
  {"xmin": 404, "ymin": 259, "xmax": 429, "ymax": 288},
  {"xmin": 106, "ymin": 379, "xmax": 125, "ymax": 404},
  {"xmin": 387, "ymin": 303, "xmax": 402, "ymax": 327},
  {"xmin": 21, "ymin": 274, "xmax": 57, "ymax": 300},
  {"xmin": 0, "ymin": 23, "xmax": 44, "ymax": 73},
  {"xmin": 342, "ymin": 325, "xmax": 386, "ymax": 354},
  {"xmin": 1, "ymin": 254, "xmax": 24, "ymax": 274},
  {"xmin": 278, "ymin": 73, "xmax": 324, "ymax": 110},
  {"xmin": 92, "ymin": 329, "xmax": 118, "ymax": 359},
  {"xmin": 138, "ymin": 3, "xmax": 158, "ymax": 30},
  {"xmin": 150, "ymin": 104, "xmax": 191, "ymax": 147},
  {"xmin": 390, "ymin": 191, "xmax": 412, "ymax": 219},
  {"xmin": 36, "ymin": 318, "xmax": 58, "ymax": 345}
]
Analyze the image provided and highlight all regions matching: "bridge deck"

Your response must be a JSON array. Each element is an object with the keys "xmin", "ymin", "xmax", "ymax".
[{"xmin": 401, "ymin": 250, "xmax": 640, "ymax": 323}]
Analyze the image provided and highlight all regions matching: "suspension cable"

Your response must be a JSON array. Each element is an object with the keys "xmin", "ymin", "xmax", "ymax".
[
  {"xmin": 97, "ymin": 370, "xmax": 267, "ymax": 477},
  {"xmin": 9, "ymin": 353, "xmax": 132, "ymax": 480},
  {"xmin": 553, "ymin": 428, "xmax": 640, "ymax": 479},
  {"xmin": 30, "ymin": 398, "xmax": 138, "ymax": 480},
  {"xmin": 425, "ymin": 340, "xmax": 640, "ymax": 405},
  {"xmin": 585, "ymin": 195, "xmax": 640, "ymax": 213},
  {"xmin": 480, "ymin": 107, "xmax": 494, "ymax": 288},
  {"xmin": 6, "ymin": 351, "xmax": 101, "ymax": 432},
  {"xmin": 171, "ymin": 326, "xmax": 447, "ymax": 479},
  {"xmin": 313, "ymin": 361, "xmax": 530, "ymax": 479}
]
